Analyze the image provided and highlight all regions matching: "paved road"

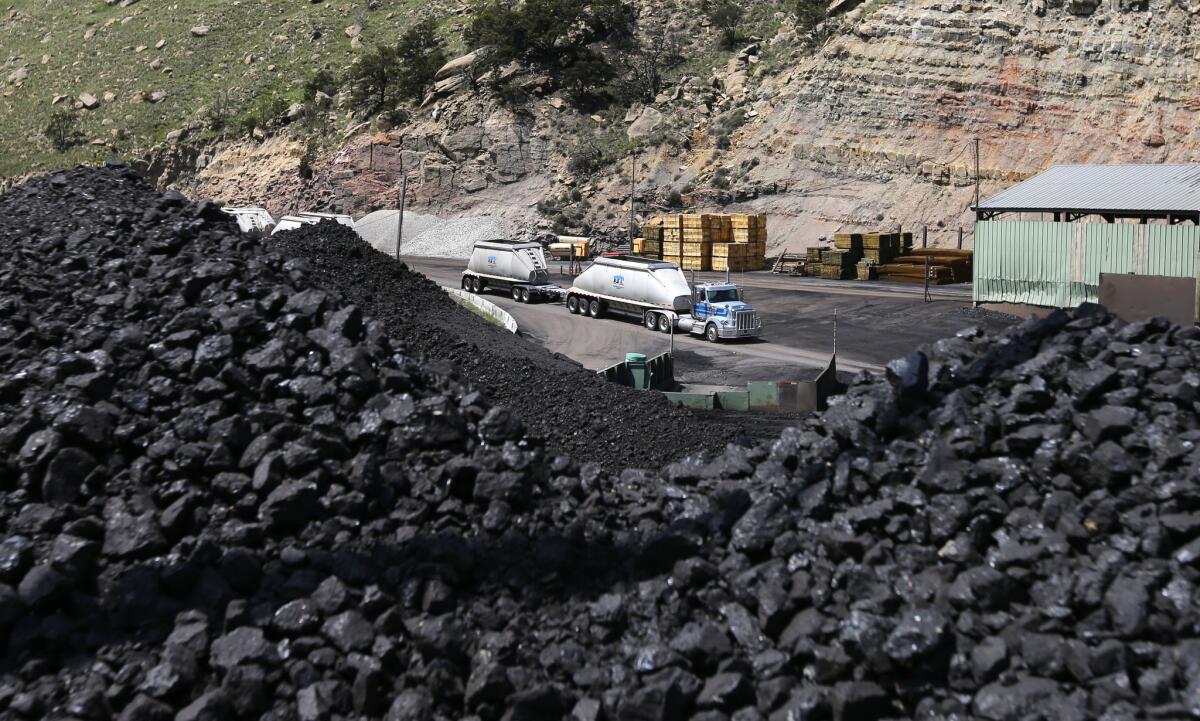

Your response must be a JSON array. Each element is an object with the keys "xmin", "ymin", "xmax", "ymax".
[{"xmin": 403, "ymin": 256, "xmax": 1014, "ymax": 385}]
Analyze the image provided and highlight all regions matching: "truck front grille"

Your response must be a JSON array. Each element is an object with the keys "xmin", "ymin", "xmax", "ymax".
[{"xmin": 735, "ymin": 311, "xmax": 758, "ymax": 332}]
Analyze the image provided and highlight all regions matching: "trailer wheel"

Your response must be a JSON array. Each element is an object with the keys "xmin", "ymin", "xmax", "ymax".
[
  {"xmin": 511, "ymin": 286, "xmax": 523, "ymax": 302},
  {"xmin": 519, "ymin": 288, "xmax": 530, "ymax": 303},
  {"xmin": 462, "ymin": 276, "xmax": 472, "ymax": 291},
  {"xmin": 466, "ymin": 277, "xmax": 478, "ymax": 293},
  {"xmin": 657, "ymin": 315, "xmax": 672, "ymax": 333},
  {"xmin": 705, "ymin": 323, "xmax": 720, "ymax": 342},
  {"xmin": 644, "ymin": 312, "xmax": 658, "ymax": 330},
  {"xmin": 567, "ymin": 295, "xmax": 580, "ymax": 314},
  {"xmin": 588, "ymin": 299, "xmax": 602, "ymax": 318}
]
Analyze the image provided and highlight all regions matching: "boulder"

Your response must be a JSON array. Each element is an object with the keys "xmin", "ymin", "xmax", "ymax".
[
  {"xmin": 434, "ymin": 46, "xmax": 496, "ymax": 81},
  {"xmin": 627, "ymin": 107, "xmax": 664, "ymax": 140},
  {"xmin": 190, "ymin": 25, "xmax": 211, "ymax": 37}
]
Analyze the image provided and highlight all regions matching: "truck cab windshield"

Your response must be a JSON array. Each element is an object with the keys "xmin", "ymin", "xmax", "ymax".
[{"xmin": 706, "ymin": 289, "xmax": 739, "ymax": 303}]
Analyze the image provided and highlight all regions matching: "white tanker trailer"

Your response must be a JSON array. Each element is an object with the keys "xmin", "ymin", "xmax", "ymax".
[
  {"xmin": 460, "ymin": 240, "xmax": 565, "ymax": 303},
  {"xmin": 566, "ymin": 255, "xmax": 762, "ymax": 341}
]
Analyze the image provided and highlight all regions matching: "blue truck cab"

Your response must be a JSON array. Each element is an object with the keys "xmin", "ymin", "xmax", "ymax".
[{"xmin": 689, "ymin": 283, "xmax": 763, "ymax": 342}]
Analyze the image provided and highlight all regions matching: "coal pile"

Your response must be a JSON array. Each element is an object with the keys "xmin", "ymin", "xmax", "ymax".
[
  {"xmin": 1, "ymin": 165, "xmax": 1200, "ymax": 721},
  {"xmin": 271, "ymin": 220, "xmax": 727, "ymax": 471}
]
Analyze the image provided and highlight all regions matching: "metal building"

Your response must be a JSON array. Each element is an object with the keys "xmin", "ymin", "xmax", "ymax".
[{"xmin": 972, "ymin": 164, "xmax": 1200, "ymax": 318}]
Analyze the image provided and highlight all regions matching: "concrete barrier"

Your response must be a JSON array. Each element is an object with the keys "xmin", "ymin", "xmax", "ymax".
[{"xmin": 443, "ymin": 287, "xmax": 519, "ymax": 334}]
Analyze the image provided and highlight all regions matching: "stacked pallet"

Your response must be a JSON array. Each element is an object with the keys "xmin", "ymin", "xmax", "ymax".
[
  {"xmin": 641, "ymin": 213, "xmax": 768, "ymax": 271},
  {"xmin": 856, "ymin": 260, "xmax": 876, "ymax": 281}
]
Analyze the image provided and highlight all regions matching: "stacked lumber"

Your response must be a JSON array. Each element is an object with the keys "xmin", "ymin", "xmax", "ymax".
[
  {"xmin": 875, "ymin": 249, "xmax": 972, "ymax": 285},
  {"xmin": 819, "ymin": 248, "xmax": 854, "ymax": 279},
  {"xmin": 636, "ymin": 224, "xmax": 664, "ymax": 258},
  {"xmin": 771, "ymin": 253, "xmax": 807, "ymax": 275},
  {"xmin": 642, "ymin": 213, "xmax": 768, "ymax": 271},
  {"xmin": 713, "ymin": 241, "xmax": 761, "ymax": 272}
]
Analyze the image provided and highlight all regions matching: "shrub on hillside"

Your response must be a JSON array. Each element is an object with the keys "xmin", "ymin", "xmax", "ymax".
[
  {"xmin": 465, "ymin": 0, "xmax": 634, "ymax": 99},
  {"xmin": 347, "ymin": 20, "xmax": 447, "ymax": 113},
  {"xmin": 704, "ymin": 0, "xmax": 743, "ymax": 49},
  {"xmin": 303, "ymin": 69, "xmax": 340, "ymax": 101},
  {"xmin": 44, "ymin": 111, "xmax": 83, "ymax": 152}
]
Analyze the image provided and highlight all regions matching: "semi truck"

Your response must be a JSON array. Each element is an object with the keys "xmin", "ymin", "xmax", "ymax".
[
  {"xmin": 461, "ymin": 240, "xmax": 565, "ymax": 303},
  {"xmin": 566, "ymin": 255, "xmax": 762, "ymax": 341}
]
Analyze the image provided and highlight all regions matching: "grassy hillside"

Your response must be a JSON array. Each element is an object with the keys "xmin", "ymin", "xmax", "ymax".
[{"xmin": 0, "ymin": 0, "xmax": 452, "ymax": 178}]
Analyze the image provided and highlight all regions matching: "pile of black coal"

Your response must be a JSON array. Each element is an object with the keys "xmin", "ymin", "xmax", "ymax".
[
  {"xmin": 1, "ymin": 165, "xmax": 1198, "ymax": 721},
  {"xmin": 270, "ymin": 220, "xmax": 728, "ymax": 472}
]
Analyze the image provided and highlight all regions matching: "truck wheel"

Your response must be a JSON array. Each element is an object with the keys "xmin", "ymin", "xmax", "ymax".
[
  {"xmin": 462, "ymin": 276, "xmax": 472, "ymax": 291},
  {"xmin": 588, "ymin": 299, "xmax": 602, "ymax": 318},
  {"xmin": 644, "ymin": 312, "xmax": 658, "ymax": 330},
  {"xmin": 511, "ymin": 286, "xmax": 522, "ymax": 302},
  {"xmin": 658, "ymin": 315, "xmax": 672, "ymax": 333},
  {"xmin": 705, "ymin": 323, "xmax": 720, "ymax": 342},
  {"xmin": 567, "ymin": 296, "xmax": 580, "ymax": 314},
  {"xmin": 467, "ymin": 277, "xmax": 478, "ymax": 293},
  {"xmin": 519, "ymin": 288, "xmax": 530, "ymax": 303}
]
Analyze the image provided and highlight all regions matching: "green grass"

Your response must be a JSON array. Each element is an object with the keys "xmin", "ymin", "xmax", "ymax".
[
  {"xmin": 0, "ymin": 0, "xmax": 454, "ymax": 178},
  {"xmin": 449, "ymin": 294, "xmax": 506, "ymax": 328}
]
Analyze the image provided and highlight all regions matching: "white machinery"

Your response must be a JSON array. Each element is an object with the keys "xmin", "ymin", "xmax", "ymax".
[
  {"xmin": 566, "ymin": 255, "xmax": 762, "ymax": 341},
  {"xmin": 221, "ymin": 207, "xmax": 276, "ymax": 235},
  {"xmin": 270, "ymin": 215, "xmax": 322, "ymax": 235},
  {"xmin": 297, "ymin": 212, "xmax": 355, "ymax": 228},
  {"xmin": 461, "ymin": 240, "xmax": 565, "ymax": 303}
]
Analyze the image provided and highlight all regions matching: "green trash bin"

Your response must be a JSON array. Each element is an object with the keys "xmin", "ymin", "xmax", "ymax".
[{"xmin": 625, "ymin": 352, "xmax": 649, "ymax": 389}]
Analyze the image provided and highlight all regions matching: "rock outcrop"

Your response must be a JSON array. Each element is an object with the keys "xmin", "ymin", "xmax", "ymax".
[{"xmin": 176, "ymin": 0, "xmax": 1200, "ymax": 250}]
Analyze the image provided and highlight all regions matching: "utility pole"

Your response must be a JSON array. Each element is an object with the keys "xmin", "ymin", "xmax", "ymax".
[
  {"xmin": 395, "ymin": 176, "xmax": 407, "ymax": 260},
  {"xmin": 923, "ymin": 255, "xmax": 932, "ymax": 303},
  {"xmin": 833, "ymin": 308, "xmax": 838, "ymax": 358},
  {"xmin": 629, "ymin": 157, "xmax": 636, "ymax": 246},
  {"xmin": 973, "ymin": 138, "xmax": 981, "ymax": 211}
]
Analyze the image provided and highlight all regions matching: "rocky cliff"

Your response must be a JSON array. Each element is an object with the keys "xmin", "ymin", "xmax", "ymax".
[{"xmin": 175, "ymin": 0, "xmax": 1200, "ymax": 251}]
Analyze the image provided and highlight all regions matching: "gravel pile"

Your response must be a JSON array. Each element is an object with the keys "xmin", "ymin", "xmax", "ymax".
[
  {"xmin": 353, "ymin": 210, "xmax": 441, "ymax": 257},
  {"xmin": 2, "ymin": 165, "xmax": 1199, "ymax": 721},
  {"xmin": 271, "ymin": 220, "xmax": 727, "ymax": 471},
  {"xmin": 354, "ymin": 209, "xmax": 508, "ymax": 259}
]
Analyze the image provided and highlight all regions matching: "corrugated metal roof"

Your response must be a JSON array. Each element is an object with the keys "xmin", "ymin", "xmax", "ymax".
[{"xmin": 978, "ymin": 164, "xmax": 1200, "ymax": 214}]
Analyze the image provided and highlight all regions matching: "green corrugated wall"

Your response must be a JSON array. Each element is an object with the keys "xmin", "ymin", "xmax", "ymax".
[{"xmin": 974, "ymin": 221, "xmax": 1200, "ymax": 311}]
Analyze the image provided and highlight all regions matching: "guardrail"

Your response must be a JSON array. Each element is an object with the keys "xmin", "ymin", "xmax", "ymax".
[{"xmin": 442, "ymin": 287, "xmax": 519, "ymax": 334}]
